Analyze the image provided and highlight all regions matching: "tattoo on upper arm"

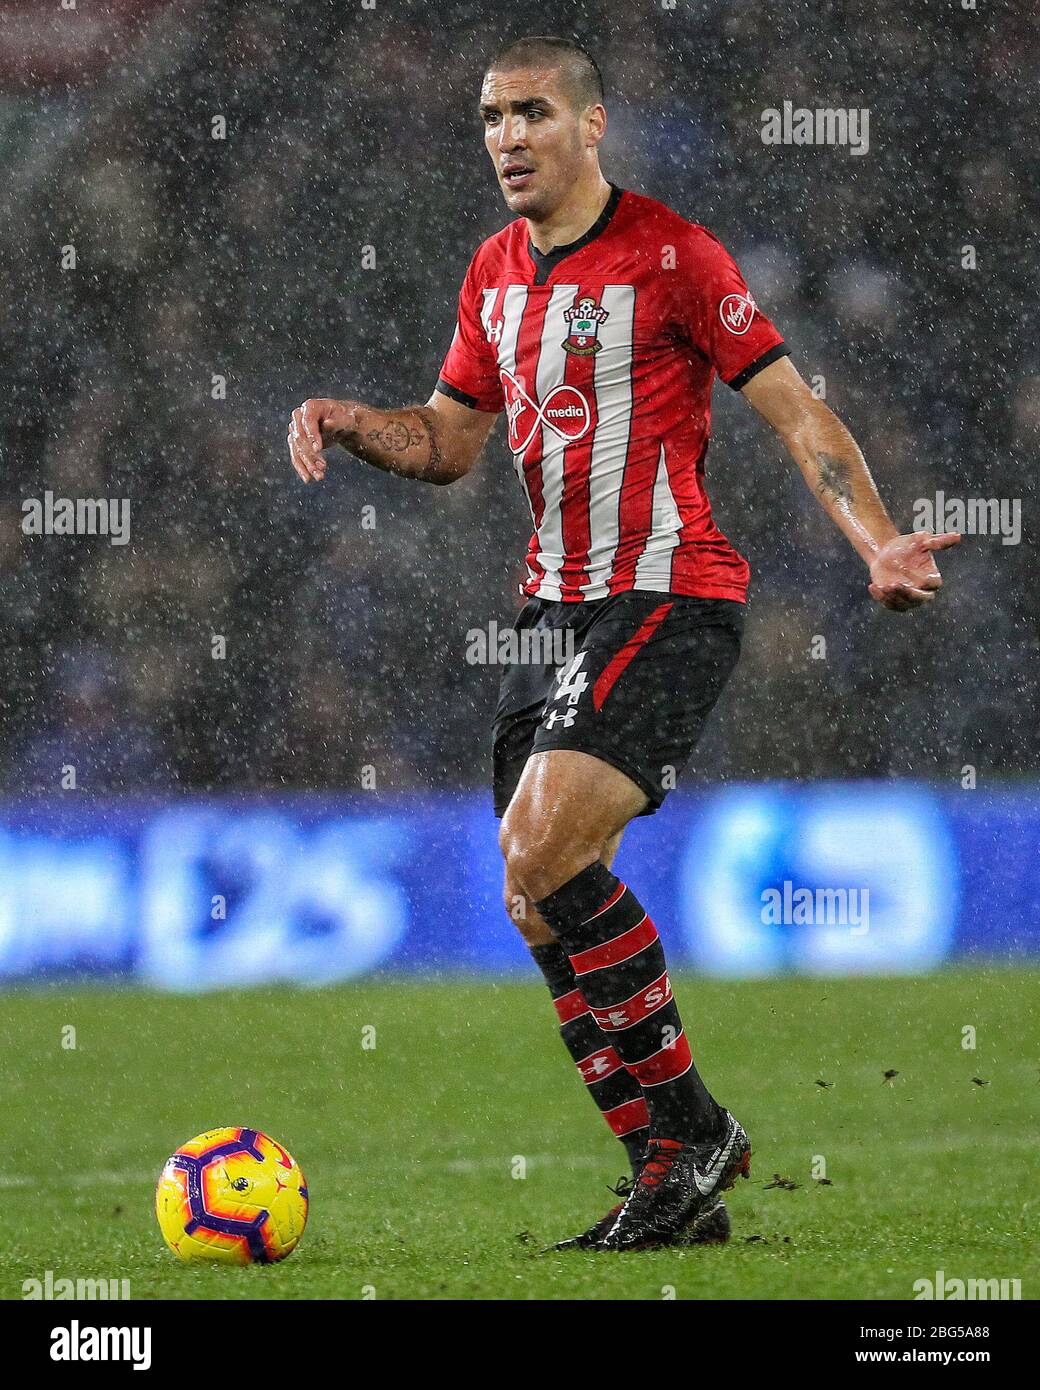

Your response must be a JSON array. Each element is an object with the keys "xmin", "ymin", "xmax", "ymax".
[{"xmin": 816, "ymin": 451, "xmax": 855, "ymax": 508}]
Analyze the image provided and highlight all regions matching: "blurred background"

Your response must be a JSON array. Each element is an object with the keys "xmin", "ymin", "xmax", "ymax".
[{"xmin": 0, "ymin": 0, "xmax": 1037, "ymax": 984}]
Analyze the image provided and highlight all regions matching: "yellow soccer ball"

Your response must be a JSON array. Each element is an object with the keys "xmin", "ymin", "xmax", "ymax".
[{"xmin": 156, "ymin": 1128, "xmax": 308, "ymax": 1264}]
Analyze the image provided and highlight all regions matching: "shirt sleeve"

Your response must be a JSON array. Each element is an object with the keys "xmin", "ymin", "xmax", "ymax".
[
  {"xmin": 435, "ymin": 255, "xmax": 504, "ymax": 414},
  {"xmin": 673, "ymin": 225, "xmax": 790, "ymax": 391}
]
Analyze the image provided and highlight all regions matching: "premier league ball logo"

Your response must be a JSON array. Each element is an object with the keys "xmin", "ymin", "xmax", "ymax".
[{"xmin": 562, "ymin": 293, "xmax": 609, "ymax": 356}]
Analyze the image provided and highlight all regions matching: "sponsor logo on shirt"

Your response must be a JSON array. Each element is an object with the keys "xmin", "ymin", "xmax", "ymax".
[
  {"xmin": 501, "ymin": 368, "xmax": 591, "ymax": 453},
  {"xmin": 719, "ymin": 290, "xmax": 757, "ymax": 335}
]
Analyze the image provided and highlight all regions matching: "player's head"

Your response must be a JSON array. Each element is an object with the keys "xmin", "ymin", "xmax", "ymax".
[{"xmin": 480, "ymin": 36, "xmax": 606, "ymax": 221}]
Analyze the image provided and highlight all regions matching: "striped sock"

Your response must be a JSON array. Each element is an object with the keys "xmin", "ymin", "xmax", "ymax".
[
  {"xmin": 530, "ymin": 941, "xmax": 649, "ymax": 1174},
  {"xmin": 536, "ymin": 862, "xmax": 723, "ymax": 1144}
]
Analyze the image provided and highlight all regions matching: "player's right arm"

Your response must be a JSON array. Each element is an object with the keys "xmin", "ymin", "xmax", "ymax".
[
  {"xmin": 289, "ymin": 247, "xmax": 504, "ymax": 488},
  {"xmin": 287, "ymin": 391, "xmax": 496, "ymax": 487}
]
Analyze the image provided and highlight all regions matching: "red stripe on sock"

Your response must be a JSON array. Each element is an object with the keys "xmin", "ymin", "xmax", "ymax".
[
  {"xmin": 629, "ymin": 1032, "xmax": 693, "ymax": 1087},
  {"xmin": 588, "ymin": 970, "xmax": 672, "ymax": 1032},
  {"xmin": 603, "ymin": 1096, "xmax": 651, "ymax": 1138},
  {"xmin": 576, "ymin": 1045, "xmax": 624, "ymax": 1086},
  {"xmin": 569, "ymin": 914, "xmax": 657, "ymax": 977},
  {"xmin": 583, "ymin": 882, "xmax": 625, "ymax": 923},
  {"xmin": 592, "ymin": 602, "xmax": 674, "ymax": 712},
  {"xmin": 552, "ymin": 988, "xmax": 588, "ymax": 1024}
]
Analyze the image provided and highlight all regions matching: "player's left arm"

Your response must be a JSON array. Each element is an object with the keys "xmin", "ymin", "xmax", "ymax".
[{"xmin": 740, "ymin": 356, "xmax": 961, "ymax": 611}]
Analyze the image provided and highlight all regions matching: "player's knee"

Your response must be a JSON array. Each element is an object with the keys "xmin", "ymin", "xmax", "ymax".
[
  {"xmin": 498, "ymin": 813, "xmax": 545, "ymax": 896},
  {"xmin": 499, "ymin": 812, "xmax": 600, "ymax": 905},
  {"xmin": 502, "ymin": 877, "xmax": 554, "ymax": 946},
  {"xmin": 501, "ymin": 874, "xmax": 529, "ymax": 928}
]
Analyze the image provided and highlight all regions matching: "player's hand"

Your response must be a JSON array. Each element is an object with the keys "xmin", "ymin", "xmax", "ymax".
[
  {"xmin": 867, "ymin": 531, "xmax": 961, "ymax": 611},
  {"xmin": 287, "ymin": 398, "xmax": 356, "ymax": 483}
]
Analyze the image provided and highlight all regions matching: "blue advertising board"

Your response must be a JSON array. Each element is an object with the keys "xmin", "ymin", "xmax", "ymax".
[{"xmin": 0, "ymin": 785, "xmax": 1036, "ymax": 987}]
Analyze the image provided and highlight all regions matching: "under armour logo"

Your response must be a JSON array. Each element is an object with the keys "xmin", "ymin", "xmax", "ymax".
[
  {"xmin": 579, "ymin": 1053, "xmax": 615, "ymax": 1080},
  {"xmin": 500, "ymin": 368, "xmax": 591, "ymax": 454},
  {"xmin": 486, "ymin": 318, "xmax": 503, "ymax": 345}
]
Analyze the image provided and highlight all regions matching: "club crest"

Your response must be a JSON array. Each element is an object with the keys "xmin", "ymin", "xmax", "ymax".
[{"xmin": 562, "ymin": 293, "xmax": 609, "ymax": 356}]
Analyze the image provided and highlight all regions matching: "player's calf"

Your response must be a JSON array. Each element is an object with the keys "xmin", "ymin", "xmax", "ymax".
[
  {"xmin": 511, "ymin": 872, "xmax": 651, "ymax": 1173},
  {"xmin": 534, "ymin": 861, "xmax": 725, "ymax": 1145}
]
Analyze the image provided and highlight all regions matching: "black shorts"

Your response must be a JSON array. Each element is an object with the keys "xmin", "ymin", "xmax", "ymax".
[{"xmin": 492, "ymin": 591, "xmax": 744, "ymax": 817}]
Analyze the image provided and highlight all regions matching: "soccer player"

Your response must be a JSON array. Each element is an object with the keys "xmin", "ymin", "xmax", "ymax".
[{"xmin": 287, "ymin": 35, "xmax": 959, "ymax": 1250}]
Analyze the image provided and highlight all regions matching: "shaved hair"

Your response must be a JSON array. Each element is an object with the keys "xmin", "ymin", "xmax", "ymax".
[{"xmin": 485, "ymin": 35, "xmax": 604, "ymax": 112}]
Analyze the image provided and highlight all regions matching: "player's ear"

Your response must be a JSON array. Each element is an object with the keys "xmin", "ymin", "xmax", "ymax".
[{"xmin": 585, "ymin": 102, "xmax": 607, "ymax": 147}]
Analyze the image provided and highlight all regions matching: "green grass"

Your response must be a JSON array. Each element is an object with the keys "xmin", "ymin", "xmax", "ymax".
[{"xmin": 1, "ymin": 969, "xmax": 1037, "ymax": 1300}]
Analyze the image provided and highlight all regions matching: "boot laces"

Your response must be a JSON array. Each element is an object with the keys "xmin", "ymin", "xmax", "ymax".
[{"xmin": 636, "ymin": 1138, "xmax": 685, "ymax": 1189}]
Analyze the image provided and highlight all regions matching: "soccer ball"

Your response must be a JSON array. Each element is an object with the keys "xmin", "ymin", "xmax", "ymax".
[{"xmin": 155, "ymin": 1127, "xmax": 308, "ymax": 1264}]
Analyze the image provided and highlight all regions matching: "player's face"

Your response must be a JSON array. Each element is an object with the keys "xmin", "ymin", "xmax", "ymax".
[{"xmin": 479, "ymin": 66, "xmax": 589, "ymax": 221}]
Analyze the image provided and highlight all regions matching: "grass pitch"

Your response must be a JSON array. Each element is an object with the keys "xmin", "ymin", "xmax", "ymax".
[{"xmin": 1, "ymin": 969, "xmax": 1036, "ymax": 1300}]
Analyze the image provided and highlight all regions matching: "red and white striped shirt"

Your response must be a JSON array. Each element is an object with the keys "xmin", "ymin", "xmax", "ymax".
[{"xmin": 437, "ymin": 185, "xmax": 788, "ymax": 603}]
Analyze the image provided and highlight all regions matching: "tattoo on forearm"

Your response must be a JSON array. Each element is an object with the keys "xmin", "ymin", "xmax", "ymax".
[
  {"xmin": 816, "ymin": 451, "xmax": 855, "ymax": 509},
  {"xmin": 422, "ymin": 415, "xmax": 444, "ymax": 480},
  {"xmin": 360, "ymin": 410, "xmax": 446, "ymax": 482},
  {"xmin": 366, "ymin": 422, "xmax": 424, "ymax": 452}
]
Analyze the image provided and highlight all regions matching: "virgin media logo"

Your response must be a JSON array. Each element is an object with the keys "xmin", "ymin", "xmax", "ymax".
[{"xmin": 501, "ymin": 368, "xmax": 591, "ymax": 453}]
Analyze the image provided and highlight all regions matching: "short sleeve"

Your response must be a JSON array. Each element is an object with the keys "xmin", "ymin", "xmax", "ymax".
[
  {"xmin": 435, "ymin": 256, "xmax": 504, "ymax": 414},
  {"xmin": 673, "ymin": 226, "xmax": 790, "ymax": 391}
]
